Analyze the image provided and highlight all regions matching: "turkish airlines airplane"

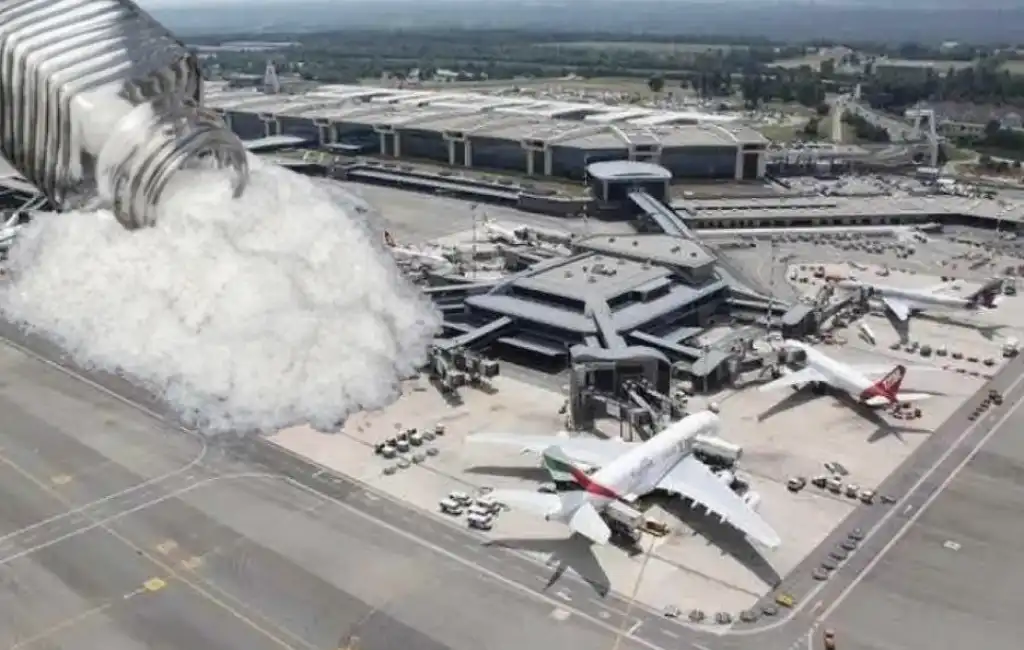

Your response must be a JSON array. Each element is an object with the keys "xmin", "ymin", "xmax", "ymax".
[
  {"xmin": 760, "ymin": 340, "xmax": 932, "ymax": 407},
  {"xmin": 836, "ymin": 277, "xmax": 1002, "ymax": 322},
  {"xmin": 466, "ymin": 411, "xmax": 780, "ymax": 548}
]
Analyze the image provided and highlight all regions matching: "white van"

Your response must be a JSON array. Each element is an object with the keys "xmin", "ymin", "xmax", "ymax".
[{"xmin": 467, "ymin": 513, "xmax": 493, "ymax": 531}]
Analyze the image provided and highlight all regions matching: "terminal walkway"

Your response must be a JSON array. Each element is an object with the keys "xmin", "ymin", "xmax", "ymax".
[{"xmin": 628, "ymin": 189, "xmax": 695, "ymax": 239}]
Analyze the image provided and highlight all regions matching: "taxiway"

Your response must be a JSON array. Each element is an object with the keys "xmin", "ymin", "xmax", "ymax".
[
  {"xmin": 0, "ymin": 322, "xmax": 651, "ymax": 650},
  {"xmin": 1, "ymin": 309, "xmax": 1020, "ymax": 650}
]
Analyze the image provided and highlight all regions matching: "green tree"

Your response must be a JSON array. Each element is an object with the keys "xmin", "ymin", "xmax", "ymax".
[{"xmin": 648, "ymin": 76, "xmax": 665, "ymax": 93}]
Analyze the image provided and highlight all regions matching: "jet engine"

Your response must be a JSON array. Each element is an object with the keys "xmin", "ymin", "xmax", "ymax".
[{"xmin": 694, "ymin": 434, "xmax": 743, "ymax": 464}]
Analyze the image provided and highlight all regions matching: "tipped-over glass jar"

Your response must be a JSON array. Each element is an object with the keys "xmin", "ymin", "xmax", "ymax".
[{"xmin": 0, "ymin": 0, "xmax": 249, "ymax": 229}]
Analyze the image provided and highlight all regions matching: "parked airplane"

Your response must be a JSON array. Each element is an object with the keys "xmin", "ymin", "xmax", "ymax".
[
  {"xmin": 760, "ymin": 340, "xmax": 932, "ymax": 407},
  {"xmin": 836, "ymin": 277, "xmax": 1002, "ymax": 322},
  {"xmin": 466, "ymin": 411, "xmax": 780, "ymax": 548}
]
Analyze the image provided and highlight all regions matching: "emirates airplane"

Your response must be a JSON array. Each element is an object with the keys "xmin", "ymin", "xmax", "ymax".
[
  {"xmin": 760, "ymin": 340, "xmax": 933, "ymax": 407},
  {"xmin": 466, "ymin": 411, "xmax": 780, "ymax": 548}
]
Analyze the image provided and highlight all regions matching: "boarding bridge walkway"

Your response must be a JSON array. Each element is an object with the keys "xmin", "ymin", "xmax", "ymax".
[
  {"xmin": 628, "ymin": 189, "xmax": 695, "ymax": 239},
  {"xmin": 628, "ymin": 189, "xmax": 776, "ymax": 299}
]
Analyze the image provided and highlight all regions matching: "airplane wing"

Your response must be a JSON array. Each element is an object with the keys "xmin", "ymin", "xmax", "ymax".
[
  {"xmin": 881, "ymin": 296, "xmax": 911, "ymax": 321},
  {"xmin": 657, "ymin": 455, "xmax": 781, "ymax": 548},
  {"xmin": 757, "ymin": 367, "xmax": 826, "ymax": 391},
  {"xmin": 486, "ymin": 489, "xmax": 562, "ymax": 518},
  {"xmin": 466, "ymin": 434, "xmax": 631, "ymax": 469},
  {"xmin": 850, "ymin": 364, "xmax": 944, "ymax": 377}
]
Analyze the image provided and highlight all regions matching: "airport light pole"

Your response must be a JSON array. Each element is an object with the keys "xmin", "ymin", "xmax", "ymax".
[{"xmin": 609, "ymin": 533, "xmax": 657, "ymax": 650}]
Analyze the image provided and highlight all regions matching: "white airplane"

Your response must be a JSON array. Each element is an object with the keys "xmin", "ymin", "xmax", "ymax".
[
  {"xmin": 836, "ymin": 277, "xmax": 1002, "ymax": 322},
  {"xmin": 466, "ymin": 411, "xmax": 780, "ymax": 548},
  {"xmin": 760, "ymin": 340, "xmax": 932, "ymax": 407}
]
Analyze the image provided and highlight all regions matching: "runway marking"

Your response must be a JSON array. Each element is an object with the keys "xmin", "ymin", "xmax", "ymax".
[
  {"xmin": 660, "ymin": 629, "xmax": 679, "ymax": 638},
  {"xmin": 814, "ymin": 386, "xmax": 1024, "ymax": 624},
  {"xmin": 0, "ymin": 446, "xmax": 207, "ymax": 551},
  {"xmin": 155, "ymin": 540, "xmax": 178, "ymax": 555},
  {"xmin": 181, "ymin": 556, "xmax": 204, "ymax": 570},
  {"xmin": 8, "ymin": 601, "xmax": 114, "ymax": 650},
  {"xmin": 0, "ymin": 474, "xmax": 269, "ymax": 566},
  {"xmin": 8, "ymin": 580, "xmax": 167, "ymax": 649},
  {"xmin": 0, "ymin": 457, "xmax": 307, "ymax": 650},
  {"xmin": 728, "ymin": 365, "xmax": 1024, "ymax": 636},
  {"xmin": 8, "ymin": 338, "xmax": 673, "ymax": 650},
  {"xmin": 143, "ymin": 577, "xmax": 167, "ymax": 592},
  {"xmin": 627, "ymin": 620, "xmax": 643, "ymax": 634},
  {"xmin": 49, "ymin": 474, "xmax": 72, "ymax": 486},
  {"xmin": 550, "ymin": 608, "xmax": 571, "ymax": 621}
]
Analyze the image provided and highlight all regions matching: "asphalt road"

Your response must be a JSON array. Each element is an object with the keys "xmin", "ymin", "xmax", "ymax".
[
  {"xmin": 0, "ymin": 326, "xmax": 653, "ymax": 650},
  {"xmin": 812, "ymin": 357, "xmax": 1024, "ymax": 650},
  {"xmin": 2, "ymin": 310, "xmax": 1021, "ymax": 650}
]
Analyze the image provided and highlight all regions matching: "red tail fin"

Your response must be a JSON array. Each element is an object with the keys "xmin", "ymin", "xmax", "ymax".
[
  {"xmin": 967, "ymin": 279, "xmax": 1001, "ymax": 309},
  {"xmin": 860, "ymin": 365, "xmax": 906, "ymax": 402}
]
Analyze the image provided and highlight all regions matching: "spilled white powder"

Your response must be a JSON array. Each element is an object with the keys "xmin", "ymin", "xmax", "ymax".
[{"xmin": 0, "ymin": 157, "xmax": 441, "ymax": 434}]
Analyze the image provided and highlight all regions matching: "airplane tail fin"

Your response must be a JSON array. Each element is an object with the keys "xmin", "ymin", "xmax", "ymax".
[
  {"xmin": 486, "ymin": 488, "xmax": 612, "ymax": 545},
  {"xmin": 967, "ymin": 279, "xmax": 1002, "ymax": 309},
  {"xmin": 541, "ymin": 445, "xmax": 596, "ymax": 487},
  {"xmin": 860, "ymin": 365, "xmax": 906, "ymax": 404}
]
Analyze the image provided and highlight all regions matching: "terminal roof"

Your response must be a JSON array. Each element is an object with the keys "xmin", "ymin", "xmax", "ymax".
[
  {"xmin": 577, "ymin": 234, "xmax": 715, "ymax": 270},
  {"xmin": 586, "ymin": 161, "xmax": 672, "ymax": 182}
]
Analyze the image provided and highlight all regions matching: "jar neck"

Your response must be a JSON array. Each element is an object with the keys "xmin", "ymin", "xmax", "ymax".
[{"xmin": 94, "ymin": 95, "xmax": 249, "ymax": 229}]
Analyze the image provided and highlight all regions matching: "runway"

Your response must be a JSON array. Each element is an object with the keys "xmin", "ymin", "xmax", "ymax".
[
  {"xmin": 2, "ymin": 307, "xmax": 1020, "ymax": 650},
  {"xmin": 0, "ymin": 331, "xmax": 650, "ymax": 650},
  {"xmin": 812, "ymin": 359, "xmax": 1024, "ymax": 649}
]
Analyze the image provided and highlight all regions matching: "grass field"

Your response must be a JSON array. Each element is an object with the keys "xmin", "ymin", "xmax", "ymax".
[
  {"xmin": 537, "ymin": 41, "xmax": 744, "ymax": 53},
  {"xmin": 1000, "ymin": 60, "xmax": 1024, "ymax": 75}
]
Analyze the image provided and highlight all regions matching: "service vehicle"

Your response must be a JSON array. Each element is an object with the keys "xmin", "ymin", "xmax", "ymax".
[{"xmin": 439, "ymin": 498, "xmax": 464, "ymax": 516}]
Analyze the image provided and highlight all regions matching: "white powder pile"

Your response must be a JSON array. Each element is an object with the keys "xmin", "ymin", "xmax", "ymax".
[{"xmin": 0, "ymin": 157, "xmax": 441, "ymax": 434}]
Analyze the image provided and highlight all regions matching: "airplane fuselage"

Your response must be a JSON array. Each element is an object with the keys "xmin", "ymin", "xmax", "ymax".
[
  {"xmin": 585, "ymin": 411, "xmax": 720, "ymax": 502},
  {"xmin": 796, "ymin": 346, "xmax": 875, "ymax": 399},
  {"xmin": 839, "ymin": 279, "xmax": 992, "ymax": 321}
]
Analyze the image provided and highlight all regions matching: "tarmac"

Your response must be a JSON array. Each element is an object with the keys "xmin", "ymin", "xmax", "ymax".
[
  {"xmin": 0, "ymin": 321, "xmax": 651, "ymax": 650},
  {"xmin": 1, "ymin": 308, "xmax": 1021, "ymax": 650}
]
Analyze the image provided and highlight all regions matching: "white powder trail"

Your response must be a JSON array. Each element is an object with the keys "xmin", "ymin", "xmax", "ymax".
[{"xmin": 0, "ymin": 157, "xmax": 441, "ymax": 434}]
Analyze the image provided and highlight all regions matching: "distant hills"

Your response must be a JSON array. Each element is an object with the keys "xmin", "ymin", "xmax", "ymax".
[{"xmin": 151, "ymin": 1, "xmax": 1024, "ymax": 45}]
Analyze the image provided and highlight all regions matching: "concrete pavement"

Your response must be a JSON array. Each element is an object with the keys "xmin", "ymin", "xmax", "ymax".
[
  {"xmin": 0, "ymin": 328, "xmax": 652, "ymax": 650},
  {"xmin": 2, "ymin": 310, "xmax": 1021, "ymax": 650}
]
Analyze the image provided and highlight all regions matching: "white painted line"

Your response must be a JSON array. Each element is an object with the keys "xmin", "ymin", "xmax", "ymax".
[
  {"xmin": 815, "ymin": 389, "xmax": 1024, "ymax": 623},
  {"xmin": 0, "ymin": 473, "xmax": 271, "ymax": 566},
  {"xmin": 283, "ymin": 477, "xmax": 668, "ymax": 650},
  {"xmin": 627, "ymin": 620, "xmax": 643, "ymax": 634},
  {"xmin": 660, "ymin": 629, "xmax": 679, "ymax": 638},
  {"xmin": 729, "ymin": 366, "xmax": 1024, "ymax": 636}
]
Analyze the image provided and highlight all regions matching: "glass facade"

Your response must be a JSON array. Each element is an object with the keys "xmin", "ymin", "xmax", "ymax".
[
  {"xmin": 397, "ymin": 128, "xmax": 448, "ymax": 161},
  {"xmin": 226, "ymin": 111, "xmax": 267, "ymax": 140},
  {"xmin": 277, "ymin": 116, "xmax": 320, "ymax": 140},
  {"xmin": 661, "ymin": 146, "xmax": 738, "ymax": 179},
  {"xmin": 221, "ymin": 112, "xmax": 754, "ymax": 181},
  {"xmin": 470, "ymin": 136, "xmax": 527, "ymax": 172}
]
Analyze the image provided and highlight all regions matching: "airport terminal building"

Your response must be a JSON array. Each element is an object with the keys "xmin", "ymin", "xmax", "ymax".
[{"xmin": 204, "ymin": 83, "xmax": 768, "ymax": 182}]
